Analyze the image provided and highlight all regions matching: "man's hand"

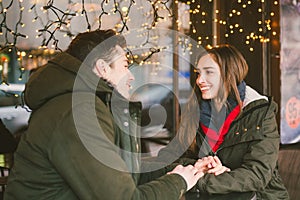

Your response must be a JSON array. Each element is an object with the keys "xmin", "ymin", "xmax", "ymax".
[{"xmin": 168, "ymin": 164, "xmax": 204, "ymax": 191}]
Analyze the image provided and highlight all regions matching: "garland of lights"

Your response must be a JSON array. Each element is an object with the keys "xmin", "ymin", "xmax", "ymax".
[
  {"xmin": 0, "ymin": 0, "xmax": 279, "ymax": 49},
  {"xmin": 0, "ymin": 0, "xmax": 279, "ymax": 84},
  {"xmin": 0, "ymin": 0, "xmax": 27, "ymax": 48},
  {"xmin": 187, "ymin": 0, "xmax": 278, "ymax": 51}
]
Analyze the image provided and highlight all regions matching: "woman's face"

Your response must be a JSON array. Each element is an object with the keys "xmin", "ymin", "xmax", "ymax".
[{"xmin": 195, "ymin": 54, "xmax": 222, "ymax": 101}]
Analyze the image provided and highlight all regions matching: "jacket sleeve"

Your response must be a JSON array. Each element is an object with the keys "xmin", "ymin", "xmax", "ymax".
[
  {"xmin": 197, "ymin": 101, "xmax": 280, "ymax": 194},
  {"xmin": 49, "ymin": 100, "xmax": 187, "ymax": 200}
]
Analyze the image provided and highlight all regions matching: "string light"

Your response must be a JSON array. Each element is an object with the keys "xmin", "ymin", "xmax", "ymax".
[
  {"xmin": 0, "ymin": 0, "xmax": 279, "ymax": 83},
  {"xmin": 187, "ymin": 0, "xmax": 278, "ymax": 52}
]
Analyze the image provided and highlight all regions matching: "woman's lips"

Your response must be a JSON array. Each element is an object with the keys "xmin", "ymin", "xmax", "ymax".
[{"xmin": 200, "ymin": 85, "xmax": 210, "ymax": 92}]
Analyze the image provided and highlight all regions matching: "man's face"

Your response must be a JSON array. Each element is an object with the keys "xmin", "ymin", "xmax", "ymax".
[
  {"xmin": 107, "ymin": 45, "xmax": 134, "ymax": 99},
  {"xmin": 195, "ymin": 54, "xmax": 221, "ymax": 101}
]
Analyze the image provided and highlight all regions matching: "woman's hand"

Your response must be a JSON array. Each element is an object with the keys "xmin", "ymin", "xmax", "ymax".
[
  {"xmin": 194, "ymin": 156, "xmax": 231, "ymax": 176},
  {"xmin": 194, "ymin": 156, "xmax": 216, "ymax": 173},
  {"xmin": 207, "ymin": 156, "xmax": 231, "ymax": 175},
  {"xmin": 168, "ymin": 164, "xmax": 204, "ymax": 191}
]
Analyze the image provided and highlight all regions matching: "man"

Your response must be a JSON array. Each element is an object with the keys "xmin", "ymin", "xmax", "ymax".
[{"xmin": 4, "ymin": 29, "xmax": 206, "ymax": 199}]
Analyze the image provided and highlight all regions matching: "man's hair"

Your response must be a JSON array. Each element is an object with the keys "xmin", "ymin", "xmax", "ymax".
[{"xmin": 66, "ymin": 29, "xmax": 126, "ymax": 64}]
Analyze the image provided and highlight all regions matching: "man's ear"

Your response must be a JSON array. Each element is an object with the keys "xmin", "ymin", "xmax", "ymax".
[{"xmin": 93, "ymin": 59, "xmax": 110, "ymax": 78}]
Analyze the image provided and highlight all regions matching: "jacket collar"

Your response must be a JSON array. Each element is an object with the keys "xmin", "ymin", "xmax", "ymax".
[
  {"xmin": 243, "ymin": 86, "xmax": 268, "ymax": 108},
  {"xmin": 50, "ymin": 52, "xmax": 113, "ymax": 94}
]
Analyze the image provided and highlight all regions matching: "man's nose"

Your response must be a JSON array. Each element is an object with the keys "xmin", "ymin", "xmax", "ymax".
[{"xmin": 128, "ymin": 70, "xmax": 135, "ymax": 81}]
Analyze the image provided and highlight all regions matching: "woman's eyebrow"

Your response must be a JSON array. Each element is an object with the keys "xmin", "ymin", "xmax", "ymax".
[
  {"xmin": 194, "ymin": 66, "xmax": 214, "ymax": 72},
  {"xmin": 202, "ymin": 66, "xmax": 214, "ymax": 70}
]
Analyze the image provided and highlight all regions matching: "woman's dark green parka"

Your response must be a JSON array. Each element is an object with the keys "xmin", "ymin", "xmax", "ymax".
[{"xmin": 157, "ymin": 86, "xmax": 289, "ymax": 200}]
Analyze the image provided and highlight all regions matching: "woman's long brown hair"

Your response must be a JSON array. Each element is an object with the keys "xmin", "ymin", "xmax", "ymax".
[{"xmin": 178, "ymin": 44, "xmax": 249, "ymax": 153}]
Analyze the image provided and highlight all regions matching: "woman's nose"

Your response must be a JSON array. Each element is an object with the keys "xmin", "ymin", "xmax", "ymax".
[{"xmin": 197, "ymin": 74, "xmax": 205, "ymax": 84}]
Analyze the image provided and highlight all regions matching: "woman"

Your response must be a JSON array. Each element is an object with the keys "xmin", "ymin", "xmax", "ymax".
[{"xmin": 158, "ymin": 44, "xmax": 289, "ymax": 199}]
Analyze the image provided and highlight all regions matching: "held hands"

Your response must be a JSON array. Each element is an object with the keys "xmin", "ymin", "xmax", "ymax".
[
  {"xmin": 194, "ymin": 156, "xmax": 231, "ymax": 176},
  {"xmin": 168, "ymin": 164, "xmax": 204, "ymax": 191},
  {"xmin": 167, "ymin": 156, "xmax": 230, "ymax": 192}
]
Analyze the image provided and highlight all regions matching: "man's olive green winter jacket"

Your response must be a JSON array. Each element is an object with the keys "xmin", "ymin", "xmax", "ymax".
[{"xmin": 4, "ymin": 53, "xmax": 187, "ymax": 200}]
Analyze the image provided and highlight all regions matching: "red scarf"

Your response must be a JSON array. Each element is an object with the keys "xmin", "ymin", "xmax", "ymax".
[{"xmin": 200, "ymin": 105, "xmax": 240, "ymax": 152}]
